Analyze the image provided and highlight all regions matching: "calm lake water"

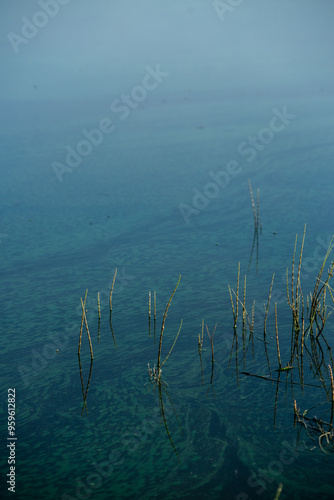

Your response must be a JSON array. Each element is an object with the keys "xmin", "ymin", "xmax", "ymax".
[{"xmin": 1, "ymin": 88, "xmax": 334, "ymax": 499}]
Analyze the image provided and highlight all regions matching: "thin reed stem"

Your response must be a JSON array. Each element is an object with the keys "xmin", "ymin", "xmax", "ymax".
[
  {"xmin": 97, "ymin": 291, "xmax": 101, "ymax": 320},
  {"xmin": 248, "ymin": 179, "xmax": 257, "ymax": 230},
  {"xmin": 81, "ymin": 296, "xmax": 94, "ymax": 359},
  {"xmin": 264, "ymin": 273, "xmax": 275, "ymax": 336},
  {"xmin": 206, "ymin": 324, "xmax": 217, "ymax": 364},
  {"xmin": 78, "ymin": 289, "xmax": 88, "ymax": 355},
  {"xmin": 109, "ymin": 310, "xmax": 117, "ymax": 348},
  {"xmin": 157, "ymin": 275, "xmax": 181, "ymax": 370},
  {"xmin": 109, "ymin": 267, "xmax": 117, "ymax": 313},
  {"xmin": 275, "ymin": 303, "xmax": 281, "ymax": 368},
  {"xmin": 160, "ymin": 319, "xmax": 183, "ymax": 370},
  {"xmin": 228, "ymin": 263, "xmax": 240, "ymax": 328},
  {"xmin": 198, "ymin": 318, "xmax": 204, "ymax": 353},
  {"xmin": 154, "ymin": 290, "xmax": 156, "ymax": 322},
  {"xmin": 264, "ymin": 273, "xmax": 275, "ymax": 376}
]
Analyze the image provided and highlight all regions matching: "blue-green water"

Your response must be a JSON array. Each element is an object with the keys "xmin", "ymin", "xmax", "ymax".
[{"xmin": 1, "ymin": 92, "xmax": 334, "ymax": 500}]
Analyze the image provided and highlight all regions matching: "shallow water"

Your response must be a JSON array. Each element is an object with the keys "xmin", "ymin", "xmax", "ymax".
[{"xmin": 1, "ymin": 86, "xmax": 334, "ymax": 500}]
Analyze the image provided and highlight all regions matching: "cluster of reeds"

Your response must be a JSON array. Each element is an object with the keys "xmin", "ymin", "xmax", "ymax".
[
  {"xmin": 228, "ymin": 262, "xmax": 255, "ymax": 382},
  {"xmin": 286, "ymin": 227, "xmax": 334, "ymax": 396},
  {"xmin": 230, "ymin": 227, "xmax": 334, "ymax": 450},
  {"xmin": 77, "ymin": 268, "xmax": 118, "ymax": 414}
]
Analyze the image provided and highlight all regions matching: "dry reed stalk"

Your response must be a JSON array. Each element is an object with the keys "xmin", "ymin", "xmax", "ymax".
[
  {"xmin": 157, "ymin": 275, "xmax": 181, "ymax": 371},
  {"xmin": 198, "ymin": 318, "xmax": 204, "ymax": 353},
  {"xmin": 242, "ymin": 275, "xmax": 246, "ymax": 367},
  {"xmin": 263, "ymin": 273, "xmax": 275, "ymax": 376},
  {"xmin": 250, "ymin": 300, "xmax": 255, "ymax": 358},
  {"xmin": 295, "ymin": 225, "xmax": 306, "ymax": 310},
  {"xmin": 159, "ymin": 319, "xmax": 183, "ymax": 371},
  {"xmin": 109, "ymin": 267, "xmax": 117, "ymax": 313},
  {"xmin": 228, "ymin": 263, "xmax": 240, "ymax": 328},
  {"xmin": 241, "ymin": 371, "xmax": 321, "ymax": 388},
  {"xmin": 290, "ymin": 234, "xmax": 297, "ymax": 311},
  {"xmin": 154, "ymin": 290, "xmax": 156, "ymax": 322},
  {"xmin": 273, "ymin": 483, "xmax": 283, "ymax": 500},
  {"xmin": 275, "ymin": 303, "xmax": 281, "ymax": 368},
  {"xmin": 157, "ymin": 381, "xmax": 181, "ymax": 462},
  {"xmin": 81, "ymin": 296, "xmax": 94, "ymax": 359},
  {"xmin": 287, "ymin": 226, "xmax": 306, "ymax": 341},
  {"xmin": 78, "ymin": 354, "xmax": 88, "ymax": 415},
  {"xmin": 309, "ymin": 237, "xmax": 334, "ymax": 337},
  {"xmin": 299, "ymin": 288, "xmax": 305, "ymax": 387},
  {"xmin": 81, "ymin": 358, "xmax": 94, "ymax": 416},
  {"xmin": 264, "ymin": 272, "xmax": 275, "ymax": 335},
  {"xmin": 248, "ymin": 179, "xmax": 257, "ymax": 230},
  {"xmin": 206, "ymin": 324, "xmax": 217, "ymax": 364},
  {"xmin": 273, "ymin": 373, "xmax": 280, "ymax": 430},
  {"xmin": 236, "ymin": 262, "xmax": 240, "ymax": 323},
  {"xmin": 287, "ymin": 235, "xmax": 298, "ymax": 355},
  {"xmin": 198, "ymin": 319, "xmax": 205, "ymax": 385},
  {"xmin": 78, "ymin": 289, "xmax": 88, "ymax": 355},
  {"xmin": 228, "ymin": 327, "xmax": 237, "ymax": 369},
  {"xmin": 228, "ymin": 284, "xmax": 236, "ymax": 325}
]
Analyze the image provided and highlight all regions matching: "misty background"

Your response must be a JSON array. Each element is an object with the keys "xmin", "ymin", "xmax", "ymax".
[
  {"xmin": 1, "ymin": 0, "xmax": 334, "ymax": 273},
  {"xmin": 1, "ymin": 0, "xmax": 333, "ymax": 102}
]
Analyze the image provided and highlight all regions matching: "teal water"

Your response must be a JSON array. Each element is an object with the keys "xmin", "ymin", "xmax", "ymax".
[{"xmin": 1, "ymin": 92, "xmax": 334, "ymax": 499}]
